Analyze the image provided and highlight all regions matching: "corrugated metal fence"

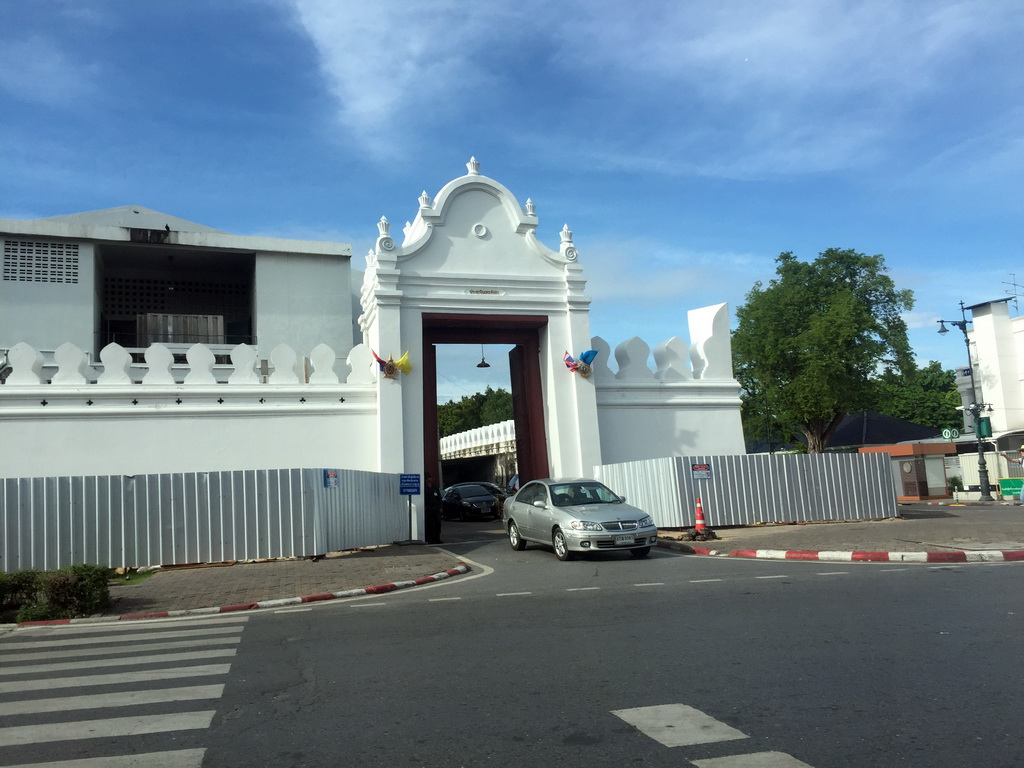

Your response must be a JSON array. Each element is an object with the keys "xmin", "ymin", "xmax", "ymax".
[
  {"xmin": 597, "ymin": 453, "xmax": 898, "ymax": 528},
  {"xmin": 1, "ymin": 468, "xmax": 407, "ymax": 572}
]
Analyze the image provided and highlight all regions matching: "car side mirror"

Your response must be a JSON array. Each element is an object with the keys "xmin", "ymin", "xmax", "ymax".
[
  {"xmin": 532, "ymin": 500, "xmax": 546, "ymax": 509},
  {"xmin": 618, "ymin": 495, "xmax": 626, "ymax": 503}
]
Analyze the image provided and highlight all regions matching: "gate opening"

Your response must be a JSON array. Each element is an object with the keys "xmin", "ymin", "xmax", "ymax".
[{"xmin": 422, "ymin": 314, "xmax": 549, "ymax": 489}]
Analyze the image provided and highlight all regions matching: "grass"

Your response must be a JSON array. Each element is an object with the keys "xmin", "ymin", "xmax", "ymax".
[{"xmin": 110, "ymin": 570, "xmax": 156, "ymax": 587}]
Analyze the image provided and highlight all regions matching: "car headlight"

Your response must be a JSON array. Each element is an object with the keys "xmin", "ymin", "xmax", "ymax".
[
  {"xmin": 569, "ymin": 520, "xmax": 604, "ymax": 531},
  {"xmin": 638, "ymin": 516, "xmax": 653, "ymax": 528}
]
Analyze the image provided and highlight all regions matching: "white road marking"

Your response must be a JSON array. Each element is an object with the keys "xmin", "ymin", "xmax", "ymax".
[
  {"xmin": 7, "ymin": 615, "xmax": 248, "ymax": 636},
  {"xmin": 496, "ymin": 592, "xmax": 532, "ymax": 597},
  {"xmin": 815, "ymin": 572, "xmax": 848, "ymax": 576},
  {"xmin": 611, "ymin": 703, "xmax": 748, "ymax": 747},
  {"xmin": 635, "ymin": 582, "xmax": 665, "ymax": 586},
  {"xmin": 0, "ymin": 664, "xmax": 232, "ymax": 694},
  {"xmin": 0, "ymin": 649, "xmax": 236, "ymax": 676},
  {"xmin": 692, "ymin": 751, "xmax": 814, "ymax": 767},
  {"xmin": 690, "ymin": 579, "xmax": 724, "ymax": 583},
  {"xmin": 1, "ymin": 637, "xmax": 241, "ymax": 662},
  {"xmin": 3, "ymin": 748, "xmax": 206, "ymax": 768},
  {"xmin": 566, "ymin": 587, "xmax": 600, "ymax": 592},
  {"xmin": 0, "ymin": 625, "xmax": 244, "ymax": 649},
  {"xmin": 0, "ymin": 711, "xmax": 215, "ymax": 747},
  {"xmin": 0, "ymin": 685, "xmax": 224, "ymax": 716},
  {"xmin": 274, "ymin": 607, "xmax": 312, "ymax": 614},
  {"xmin": 428, "ymin": 597, "xmax": 462, "ymax": 602},
  {"xmin": 755, "ymin": 576, "xmax": 788, "ymax": 580},
  {"xmin": 347, "ymin": 602, "xmax": 387, "ymax": 608}
]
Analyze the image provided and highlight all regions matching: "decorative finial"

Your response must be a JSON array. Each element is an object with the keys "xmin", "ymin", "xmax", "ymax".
[
  {"xmin": 467, "ymin": 156, "xmax": 480, "ymax": 175},
  {"xmin": 560, "ymin": 224, "xmax": 578, "ymax": 261},
  {"xmin": 525, "ymin": 198, "xmax": 535, "ymax": 215},
  {"xmin": 375, "ymin": 216, "xmax": 395, "ymax": 252},
  {"xmin": 419, "ymin": 190, "xmax": 432, "ymax": 208}
]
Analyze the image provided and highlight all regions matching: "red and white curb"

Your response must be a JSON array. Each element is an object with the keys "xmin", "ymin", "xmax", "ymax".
[
  {"xmin": 662, "ymin": 541, "xmax": 1024, "ymax": 563},
  {"xmin": 16, "ymin": 563, "xmax": 471, "ymax": 627}
]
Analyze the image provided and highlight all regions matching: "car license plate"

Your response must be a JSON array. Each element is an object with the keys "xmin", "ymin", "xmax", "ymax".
[{"xmin": 614, "ymin": 534, "xmax": 635, "ymax": 545}]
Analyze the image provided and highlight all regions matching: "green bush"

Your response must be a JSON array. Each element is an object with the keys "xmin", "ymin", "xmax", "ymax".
[
  {"xmin": 1, "ymin": 563, "xmax": 112, "ymax": 623},
  {"xmin": 15, "ymin": 602, "xmax": 68, "ymax": 623},
  {"xmin": 0, "ymin": 570, "xmax": 41, "ymax": 609},
  {"xmin": 64, "ymin": 564, "xmax": 113, "ymax": 614},
  {"xmin": 947, "ymin": 475, "xmax": 964, "ymax": 493}
]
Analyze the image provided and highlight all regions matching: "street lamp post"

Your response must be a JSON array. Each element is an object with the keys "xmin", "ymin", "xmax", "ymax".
[{"xmin": 938, "ymin": 301, "xmax": 994, "ymax": 501}]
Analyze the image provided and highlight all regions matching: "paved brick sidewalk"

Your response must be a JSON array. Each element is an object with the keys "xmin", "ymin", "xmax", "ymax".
[
  {"xmin": 659, "ymin": 504, "xmax": 1024, "ymax": 560},
  {"xmin": 104, "ymin": 545, "xmax": 465, "ymax": 618}
]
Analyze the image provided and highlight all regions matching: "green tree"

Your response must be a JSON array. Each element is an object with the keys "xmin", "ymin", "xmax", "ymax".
[
  {"xmin": 437, "ymin": 386, "xmax": 514, "ymax": 437},
  {"xmin": 733, "ymin": 248, "xmax": 914, "ymax": 453},
  {"xmin": 872, "ymin": 360, "xmax": 960, "ymax": 430}
]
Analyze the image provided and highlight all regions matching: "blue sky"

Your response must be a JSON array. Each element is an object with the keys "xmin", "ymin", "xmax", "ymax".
[{"xmin": 2, "ymin": 1, "xmax": 1022, "ymax": 404}]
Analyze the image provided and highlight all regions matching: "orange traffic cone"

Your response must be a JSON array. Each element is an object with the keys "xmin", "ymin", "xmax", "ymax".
[{"xmin": 695, "ymin": 497, "xmax": 707, "ymax": 534}]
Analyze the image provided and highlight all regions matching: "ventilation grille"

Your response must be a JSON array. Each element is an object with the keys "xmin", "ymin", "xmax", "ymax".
[
  {"xmin": 104, "ymin": 277, "xmax": 249, "ymax": 316},
  {"xmin": 2, "ymin": 240, "xmax": 80, "ymax": 284}
]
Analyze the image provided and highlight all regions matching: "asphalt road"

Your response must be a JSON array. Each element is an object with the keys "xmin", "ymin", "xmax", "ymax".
[
  {"xmin": 215, "ymin": 532, "xmax": 1023, "ymax": 768},
  {"xmin": 3, "ymin": 524, "xmax": 1022, "ymax": 767}
]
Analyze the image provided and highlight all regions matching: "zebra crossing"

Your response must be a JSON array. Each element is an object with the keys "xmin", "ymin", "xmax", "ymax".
[{"xmin": 0, "ymin": 615, "xmax": 248, "ymax": 767}]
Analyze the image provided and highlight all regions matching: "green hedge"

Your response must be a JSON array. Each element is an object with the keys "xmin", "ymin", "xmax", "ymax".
[{"xmin": 0, "ymin": 564, "xmax": 113, "ymax": 623}]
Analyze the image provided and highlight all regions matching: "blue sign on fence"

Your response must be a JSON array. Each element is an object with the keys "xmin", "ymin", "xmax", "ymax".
[{"xmin": 400, "ymin": 474, "xmax": 421, "ymax": 495}]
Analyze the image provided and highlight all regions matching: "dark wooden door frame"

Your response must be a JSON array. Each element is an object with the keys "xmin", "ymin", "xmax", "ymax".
[{"xmin": 421, "ymin": 314, "xmax": 550, "ymax": 486}]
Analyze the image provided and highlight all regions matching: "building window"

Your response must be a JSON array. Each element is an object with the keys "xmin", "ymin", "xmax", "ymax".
[{"xmin": 2, "ymin": 240, "xmax": 80, "ymax": 284}]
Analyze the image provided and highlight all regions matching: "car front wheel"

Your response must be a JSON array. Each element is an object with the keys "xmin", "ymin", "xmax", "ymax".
[
  {"xmin": 508, "ymin": 521, "xmax": 527, "ymax": 551},
  {"xmin": 552, "ymin": 528, "xmax": 573, "ymax": 561}
]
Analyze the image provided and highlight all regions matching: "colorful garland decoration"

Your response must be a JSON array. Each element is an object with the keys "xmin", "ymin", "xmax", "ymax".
[
  {"xmin": 563, "ymin": 349, "xmax": 598, "ymax": 378},
  {"xmin": 372, "ymin": 351, "xmax": 412, "ymax": 379}
]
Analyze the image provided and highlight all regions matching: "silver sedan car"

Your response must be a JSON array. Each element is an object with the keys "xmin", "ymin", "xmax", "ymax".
[{"xmin": 504, "ymin": 478, "xmax": 658, "ymax": 561}]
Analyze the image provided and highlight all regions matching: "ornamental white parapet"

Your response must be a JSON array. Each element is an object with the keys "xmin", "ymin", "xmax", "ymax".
[
  {"xmin": 2, "ymin": 341, "xmax": 376, "ymax": 388},
  {"xmin": 440, "ymin": 419, "xmax": 516, "ymax": 459}
]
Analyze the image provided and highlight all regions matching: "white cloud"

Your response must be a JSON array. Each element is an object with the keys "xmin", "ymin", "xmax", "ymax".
[
  {"xmin": 283, "ymin": 0, "xmax": 1023, "ymax": 179},
  {"xmin": 285, "ymin": 0, "xmax": 539, "ymax": 158}
]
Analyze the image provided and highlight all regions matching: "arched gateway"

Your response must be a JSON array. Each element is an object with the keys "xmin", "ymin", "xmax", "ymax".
[
  {"xmin": 358, "ymin": 158, "xmax": 745, "ymax": 533},
  {"xmin": 359, "ymin": 157, "xmax": 598, "ymax": 488}
]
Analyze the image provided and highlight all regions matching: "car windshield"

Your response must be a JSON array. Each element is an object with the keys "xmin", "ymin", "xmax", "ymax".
[
  {"xmin": 456, "ymin": 484, "xmax": 491, "ymax": 497},
  {"xmin": 549, "ymin": 482, "xmax": 621, "ymax": 507}
]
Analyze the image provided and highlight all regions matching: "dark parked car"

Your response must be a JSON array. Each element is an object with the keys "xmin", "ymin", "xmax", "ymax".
[{"xmin": 441, "ymin": 483, "xmax": 505, "ymax": 521}]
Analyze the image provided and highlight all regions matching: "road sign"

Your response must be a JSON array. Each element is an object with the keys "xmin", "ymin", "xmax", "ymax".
[
  {"xmin": 941, "ymin": 428, "xmax": 960, "ymax": 439},
  {"xmin": 399, "ymin": 474, "xmax": 421, "ymax": 495},
  {"xmin": 998, "ymin": 478, "xmax": 1023, "ymax": 497},
  {"xmin": 691, "ymin": 463, "xmax": 712, "ymax": 480}
]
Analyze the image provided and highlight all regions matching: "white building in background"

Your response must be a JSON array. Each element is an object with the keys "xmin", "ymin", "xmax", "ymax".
[
  {"xmin": 0, "ymin": 159, "xmax": 745, "ymax": 539},
  {"xmin": 952, "ymin": 299, "xmax": 1024, "ymax": 495}
]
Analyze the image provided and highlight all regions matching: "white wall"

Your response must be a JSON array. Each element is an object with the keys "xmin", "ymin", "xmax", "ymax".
[
  {"xmin": 0, "ymin": 406, "xmax": 379, "ymax": 478},
  {"xmin": 0, "ymin": 241, "xmax": 96, "ymax": 355},
  {"xmin": 0, "ymin": 340, "xmax": 380, "ymax": 479},
  {"xmin": 254, "ymin": 251, "xmax": 354, "ymax": 366}
]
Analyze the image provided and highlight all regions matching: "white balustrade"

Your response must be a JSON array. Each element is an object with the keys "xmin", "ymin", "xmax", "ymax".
[{"xmin": 1, "ymin": 341, "xmax": 373, "ymax": 388}]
